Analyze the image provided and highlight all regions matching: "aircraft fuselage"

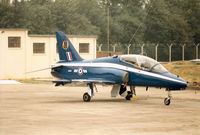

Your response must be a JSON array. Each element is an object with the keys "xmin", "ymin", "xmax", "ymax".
[{"xmin": 51, "ymin": 55, "xmax": 187, "ymax": 90}]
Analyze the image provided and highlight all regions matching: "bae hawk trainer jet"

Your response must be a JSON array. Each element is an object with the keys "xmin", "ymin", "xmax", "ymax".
[{"xmin": 33, "ymin": 31, "xmax": 187, "ymax": 105}]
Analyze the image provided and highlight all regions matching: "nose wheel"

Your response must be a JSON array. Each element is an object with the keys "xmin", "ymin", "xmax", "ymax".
[
  {"xmin": 164, "ymin": 91, "xmax": 171, "ymax": 105},
  {"xmin": 164, "ymin": 98, "xmax": 171, "ymax": 105}
]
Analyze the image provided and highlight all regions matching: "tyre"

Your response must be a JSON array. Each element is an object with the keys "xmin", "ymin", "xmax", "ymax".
[
  {"xmin": 83, "ymin": 92, "xmax": 91, "ymax": 102},
  {"xmin": 164, "ymin": 98, "xmax": 170, "ymax": 105},
  {"xmin": 125, "ymin": 92, "xmax": 133, "ymax": 100}
]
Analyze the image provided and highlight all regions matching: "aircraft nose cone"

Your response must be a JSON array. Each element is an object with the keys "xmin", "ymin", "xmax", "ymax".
[
  {"xmin": 179, "ymin": 79, "xmax": 188, "ymax": 89},
  {"xmin": 174, "ymin": 77, "xmax": 188, "ymax": 90},
  {"xmin": 163, "ymin": 72, "xmax": 187, "ymax": 90}
]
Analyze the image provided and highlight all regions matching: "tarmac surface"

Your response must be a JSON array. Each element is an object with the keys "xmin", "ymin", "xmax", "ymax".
[{"xmin": 0, "ymin": 84, "xmax": 200, "ymax": 135}]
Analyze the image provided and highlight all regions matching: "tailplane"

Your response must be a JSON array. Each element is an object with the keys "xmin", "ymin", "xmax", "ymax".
[{"xmin": 56, "ymin": 31, "xmax": 83, "ymax": 62}]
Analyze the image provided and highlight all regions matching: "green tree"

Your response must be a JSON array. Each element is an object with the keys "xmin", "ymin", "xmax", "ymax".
[
  {"xmin": 0, "ymin": 1, "xmax": 14, "ymax": 28},
  {"xmin": 144, "ymin": 0, "xmax": 192, "ymax": 44},
  {"xmin": 25, "ymin": 1, "xmax": 57, "ymax": 34},
  {"xmin": 181, "ymin": 0, "xmax": 200, "ymax": 44}
]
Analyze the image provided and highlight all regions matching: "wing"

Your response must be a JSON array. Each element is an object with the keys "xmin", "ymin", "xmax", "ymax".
[
  {"xmin": 34, "ymin": 79, "xmax": 71, "ymax": 83},
  {"xmin": 34, "ymin": 78, "xmax": 116, "ymax": 84},
  {"xmin": 71, "ymin": 78, "xmax": 116, "ymax": 84}
]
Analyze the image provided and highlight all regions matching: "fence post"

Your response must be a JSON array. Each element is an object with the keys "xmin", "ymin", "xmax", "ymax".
[
  {"xmin": 168, "ymin": 44, "xmax": 173, "ymax": 62},
  {"xmin": 112, "ymin": 44, "xmax": 117, "ymax": 52},
  {"xmin": 155, "ymin": 44, "xmax": 159, "ymax": 61},
  {"xmin": 127, "ymin": 44, "xmax": 131, "ymax": 54},
  {"xmin": 196, "ymin": 44, "xmax": 199, "ymax": 59},
  {"xmin": 141, "ymin": 44, "xmax": 145, "ymax": 55},
  {"xmin": 182, "ymin": 44, "xmax": 186, "ymax": 61},
  {"xmin": 98, "ymin": 44, "xmax": 103, "ymax": 52}
]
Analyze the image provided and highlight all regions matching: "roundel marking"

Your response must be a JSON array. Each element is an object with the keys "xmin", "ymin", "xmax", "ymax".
[
  {"xmin": 62, "ymin": 40, "xmax": 69, "ymax": 50},
  {"xmin": 78, "ymin": 68, "xmax": 83, "ymax": 75}
]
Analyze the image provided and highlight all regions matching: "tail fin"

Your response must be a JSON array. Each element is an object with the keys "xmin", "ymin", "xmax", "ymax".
[{"xmin": 56, "ymin": 31, "xmax": 83, "ymax": 62}]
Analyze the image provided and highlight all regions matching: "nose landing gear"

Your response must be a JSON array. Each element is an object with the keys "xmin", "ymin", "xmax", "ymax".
[
  {"xmin": 164, "ymin": 91, "xmax": 171, "ymax": 106},
  {"xmin": 164, "ymin": 97, "xmax": 171, "ymax": 105}
]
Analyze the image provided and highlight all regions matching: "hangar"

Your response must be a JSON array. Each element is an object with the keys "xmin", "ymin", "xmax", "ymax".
[{"xmin": 0, "ymin": 29, "xmax": 97, "ymax": 79}]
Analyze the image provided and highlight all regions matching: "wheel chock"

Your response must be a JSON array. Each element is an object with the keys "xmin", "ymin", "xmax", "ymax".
[{"xmin": 130, "ymin": 97, "xmax": 139, "ymax": 101}]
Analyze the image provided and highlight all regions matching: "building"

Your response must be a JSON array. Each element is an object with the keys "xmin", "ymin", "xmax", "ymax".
[{"xmin": 0, "ymin": 29, "xmax": 97, "ymax": 79}]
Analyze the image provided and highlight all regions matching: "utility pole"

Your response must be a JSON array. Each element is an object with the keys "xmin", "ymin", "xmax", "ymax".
[
  {"xmin": 107, "ymin": 4, "xmax": 109, "ymax": 53},
  {"xmin": 105, "ymin": 0, "xmax": 111, "ymax": 53}
]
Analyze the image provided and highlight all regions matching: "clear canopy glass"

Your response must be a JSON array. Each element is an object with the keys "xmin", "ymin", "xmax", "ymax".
[{"xmin": 120, "ymin": 55, "xmax": 167, "ymax": 73}]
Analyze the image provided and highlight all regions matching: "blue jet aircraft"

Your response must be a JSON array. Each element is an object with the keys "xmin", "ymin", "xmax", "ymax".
[{"xmin": 34, "ymin": 31, "xmax": 187, "ymax": 105}]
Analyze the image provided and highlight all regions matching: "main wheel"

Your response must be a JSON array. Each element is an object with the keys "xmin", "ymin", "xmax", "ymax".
[
  {"xmin": 125, "ymin": 91, "xmax": 133, "ymax": 100},
  {"xmin": 164, "ymin": 98, "xmax": 171, "ymax": 105},
  {"xmin": 83, "ymin": 92, "xmax": 91, "ymax": 102}
]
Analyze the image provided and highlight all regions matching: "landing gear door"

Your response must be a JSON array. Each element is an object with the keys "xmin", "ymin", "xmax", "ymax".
[{"xmin": 111, "ymin": 84, "xmax": 121, "ymax": 97}]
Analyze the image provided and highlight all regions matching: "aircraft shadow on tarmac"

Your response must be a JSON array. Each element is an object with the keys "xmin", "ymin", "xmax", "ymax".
[
  {"xmin": 39, "ymin": 95, "xmax": 200, "ymax": 106},
  {"xmin": 40, "ymin": 98, "xmax": 133, "ymax": 104},
  {"xmin": 39, "ymin": 96, "xmax": 167, "ymax": 105}
]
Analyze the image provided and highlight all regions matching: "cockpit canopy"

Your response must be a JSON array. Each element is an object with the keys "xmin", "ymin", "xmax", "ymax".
[{"xmin": 120, "ymin": 55, "xmax": 167, "ymax": 73}]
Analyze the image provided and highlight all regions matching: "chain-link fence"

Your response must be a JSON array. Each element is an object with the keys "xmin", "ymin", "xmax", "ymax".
[{"xmin": 97, "ymin": 43, "xmax": 200, "ymax": 62}]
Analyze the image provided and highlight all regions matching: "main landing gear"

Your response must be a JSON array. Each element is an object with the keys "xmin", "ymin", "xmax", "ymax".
[
  {"xmin": 164, "ymin": 91, "xmax": 171, "ymax": 106},
  {"xmin": 83, "ymin": 92, "xmax": 91, "ymax": 102},
  {"xmin": 125, "ymin": 85, "xmax": 136, "ymax": 100},
  {"xmin": 83, "ymin": 83, "xmax": 95, "ymax": 102}
]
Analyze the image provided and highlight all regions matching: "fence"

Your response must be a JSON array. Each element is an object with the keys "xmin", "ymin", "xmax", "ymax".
[{"xmin": 97, "ymin": 43, "xmax": 200, "ymax": 62}]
